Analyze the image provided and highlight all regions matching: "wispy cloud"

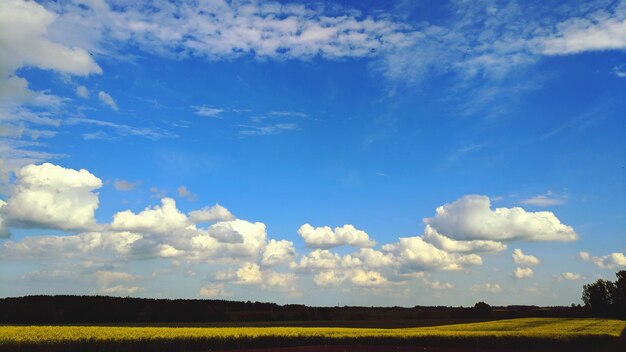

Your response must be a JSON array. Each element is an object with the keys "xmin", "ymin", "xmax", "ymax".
[
  {"xmin": 520, "ymin": 191, "xmax": 567, "ymax": 207},
  {"xmin": 177, "ymin": 185, "xmax": 197, "ymax": 202},
  {"xmin": 97, "ymin": 91, "xmax": 118, "ymax": 111},
  {"xmin": 448, "ymin": 143, "xmax": 485, "ymax": 162},
  {"xmin": 614, "ymin": 64, "xmax": 626, "ymax": 78},
  {"xmin": 193, "ymin": 106, "xmax": 224, "ymax": 118},
  {"xmin": 66, "ymin": 117, "xmax": 178, "ymax": 140},
  {"xmin": 114, "ymin": 179, "xmax": 140, "ymax": 191},
  {"xmin": 239, "ymin": 123, "xmax": 299, "ymax": 136}
]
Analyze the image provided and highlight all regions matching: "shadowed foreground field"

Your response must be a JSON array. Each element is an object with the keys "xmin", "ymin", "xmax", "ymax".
[{"xmin": 1, "ymin": 318, "xmax": 625, "ymax": 351}]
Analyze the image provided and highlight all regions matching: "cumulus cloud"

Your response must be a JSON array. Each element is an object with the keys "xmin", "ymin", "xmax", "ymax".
[
  {"xmin": 422, "ymin": 225, "xmax": 506, "ymax": 253},
  {"xmin": 111, "ymin": 198, "xmax": 189, "ymax": 234},
  {"xmin": 231, "ymin": 262, "xmax": 296, "ymax": 288},
  {"xmin": 425, "ymin": 195, "xmax": 578, "ymax": 242},
  {"xmin": 382, "ymin": 236, "xmax": 482, "ymax": 272},
  {"xmin": 313, "ymin": 271, "xmax": 346, "ymax": 287},
  {"xmin": 351, "ymin": 270, "xmax": 388, "ymax": 287},
  {"xmin": 188, "ymin": 204, "xmax": 236, "ymax": 223},
  {"xmin": 261, "ymin": 239, "xmax": 295, "ymax": 266},
  {"xmin": 297, "ymin": 223, "xmax": 376, "ymax": 248},
  {"xmin": 354, "ymin": 248, "xmax": 396, "ymax": 268},
  {"xmin": 512, "ymin": 249, "xmax": 540, "ymax": 266},
  {"xmin": 235, "ymin": 262, "xmax": 263, "ymax": 285},
  {"xmin": 513, "ymin": 267, "xmax": 534, "ymax": 279},
  {"xmin": 98, "ymin": 91, "xmax": 118, "ymax": 110},
  {"xmin": 292, "ymin": 249, "xmax": 361, "ymax": 273},
  {"xmin": 580, "ymin": 251, "xmax": 626, "ymax": 269},
  {"xmin": 3, "ymin": 163, "xmax": 102, "ymax": 231}
]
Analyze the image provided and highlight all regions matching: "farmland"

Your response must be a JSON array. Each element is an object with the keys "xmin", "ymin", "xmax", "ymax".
[{"xmin": 1, "ymin": 317, "xmax": 625, "ymax": 351}]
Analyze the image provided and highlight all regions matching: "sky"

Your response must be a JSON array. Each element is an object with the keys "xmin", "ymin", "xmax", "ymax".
[{"xmin": 0, "ymin": 0, "xmax": 625, "ymax": 307}]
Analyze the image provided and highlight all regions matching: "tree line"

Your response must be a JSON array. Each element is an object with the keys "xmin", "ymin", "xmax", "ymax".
[{"xmin": 0, "ymin": 272, "xmax": 622, "ymax": 324}]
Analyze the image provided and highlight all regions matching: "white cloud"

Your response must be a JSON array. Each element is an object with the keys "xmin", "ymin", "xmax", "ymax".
[
  {"xmin": 232, "ymin": 262, "xmax": 296, "ymax": 288},
  {"xmin": 422, "ymin": 225, "xmax": 506, "ymax": 253},
  {"xmin": 261, "ymin": 239, "xmax": 295, "ymax": 266},
  {"xmin": 264, "ymin": 271, "xmax": 297, "ymax": 288},
  {"xmin": 3, "ymin": 231, "xmax": 142, "ymax": 259},
  {"xmin": 0, "ymin": 0, "xmax": 101, "ymax": 78},
  {"xmin": 313, "ymin": 271, "xmax": 346, "ymax": 287},
  {"xmin": 3, "ymin": 163, "xmax": 102, "ymax": 231},
  {"xmin": 66, "ymin": 117, "xmax": 177, "ymax": 140},
  {"xmin": 512, "ymin": 249, "xmax": 540, "ymax": 266},
  {"xmin": 98, "ymin": 91, "xmax": 118, "ymax": 110},
  {"xmin": 423, "ymin": 279, "xmax": 454, "ymax": 290},
  {"xmin": 292, "ymin": 249, "xmax": 361, "ymax": 272},
  {"xmin": 513, "ymin": 267, "xmax": 534, "ymax": 279},
  {"xmin": 559, "ymin": 272, "xmax": 583, "ymax": 281},
  {"xmin": 354, "ymin": 248, "xmax": 396, "ymax": 268},
  {"xmin": 177, "ymin": 185, "xmax": 197, "ymax": 202},
  {"xmin": 114, "ymin": 179, "xmax": 138, "ymax": 191},
  {"xmin": 381, "ymin": 236, "xmax": 482, "ymax": 271},
  {"xmin": 239, "ymin": 123, "xmax": 299, "ymax": 136},
  {"xmin": 235, "ymin": 262, "xmax": 263, "ymax": 285},
  {"xmin": 614, "ymin": 64, "xmax": 626, "ymax": 78},
  {"xmin": 538, "ymin": 11, "xmax": 626, "ymax": 55},
  {"xmin": 580, "ymin": 251, "xmax": 626, "ymax": 269},
  {"xmin": 101, "ymin": 285, "xmax": 141, "ymax": 295},
  {"xmin": 0, "ymin": 200, "xmax": 9, "ymax": 238},
  {"xmin": 75, "ymin": 85, "xmax": 89, "ymax": 98},
  {"xmin": 520, "ymin": 193, "xmax": 566, "ymax": 207},
  {"xmin": 297, "ymin": 223, "xmax": 376, "ymax": 248},
  {"xmin": 48, "ymin": 0, "xmax": 415, "ymax": 61},
  {"xmin": 199, "ymin": 284, "xmax": 232, "ymax": 298},
  {"xmin": 111, "ymin": 198, "xmax": 189, "ymax": 234},
  {"xmin": 193, "ymin": 106, "xmax": 224, "ymax": 118},
  {"xmin": 351, "ymin": 269, "xmax": 388, "ymax": 287},
  {"xmin": 188, "ymin": 205, "xmax": 236, "ymax": 223},
  {"xmin": 425, "ymin": 195, "xmax": 578, "ymax": 242},
  {"xmin": 93, "ymin": 270, "xmax": 139, "ymax": 287},
  {"xmin": 471, "ymin": 283, "xmax": 502, "ymax": 294}
]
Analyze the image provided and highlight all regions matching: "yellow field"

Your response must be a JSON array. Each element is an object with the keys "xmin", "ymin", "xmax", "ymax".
[{"xmin": 1, "ymin": 318, "xmax": 624, "ymax": 350}]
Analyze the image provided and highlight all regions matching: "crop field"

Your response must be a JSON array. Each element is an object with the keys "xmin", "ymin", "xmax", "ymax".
[{"xmin": 1, "ymin": 318, "xmax": 625, "ymax": 351}]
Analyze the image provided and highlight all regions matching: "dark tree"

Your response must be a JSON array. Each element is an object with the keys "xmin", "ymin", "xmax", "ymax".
[
  {"xmin": 472, "ymin": 301, "xmax": 492, "ymax": 318},
  {"xmin": 581, "ymin": 271, "xmax": 626, "ymax": 317},
  {"xmin": 612, "ymin": 270, "xmax": 626, "ymax": 316},
  {"xmin": 582, "ymin": 279, "xmax": 615, "ymax": 314}
]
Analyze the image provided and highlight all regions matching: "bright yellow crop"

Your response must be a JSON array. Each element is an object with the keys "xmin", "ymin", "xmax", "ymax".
[{"xmin": 0, "ymin": 318, "xmax": 624, "ymax": 345}]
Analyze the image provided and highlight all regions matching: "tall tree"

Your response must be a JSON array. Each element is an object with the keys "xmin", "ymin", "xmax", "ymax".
[{"xmin": 582, "ymin": 279, "xmax": 615, "ymax": 315}]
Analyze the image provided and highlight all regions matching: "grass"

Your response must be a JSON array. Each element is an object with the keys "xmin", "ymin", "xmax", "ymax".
[{"xmin": 1, "ymin": 318, "xmax": 625, "ymax": 351}]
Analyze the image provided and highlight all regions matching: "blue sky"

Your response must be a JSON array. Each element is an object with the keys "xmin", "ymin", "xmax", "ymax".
[{"xmin": 0, "ymin": 0, "xmax": 625, "ymax": 306}]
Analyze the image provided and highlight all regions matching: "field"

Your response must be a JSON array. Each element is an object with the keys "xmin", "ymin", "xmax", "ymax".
[{"xmin": 1, "ymin": 318, "xmax": 625, "ymax": 351}]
